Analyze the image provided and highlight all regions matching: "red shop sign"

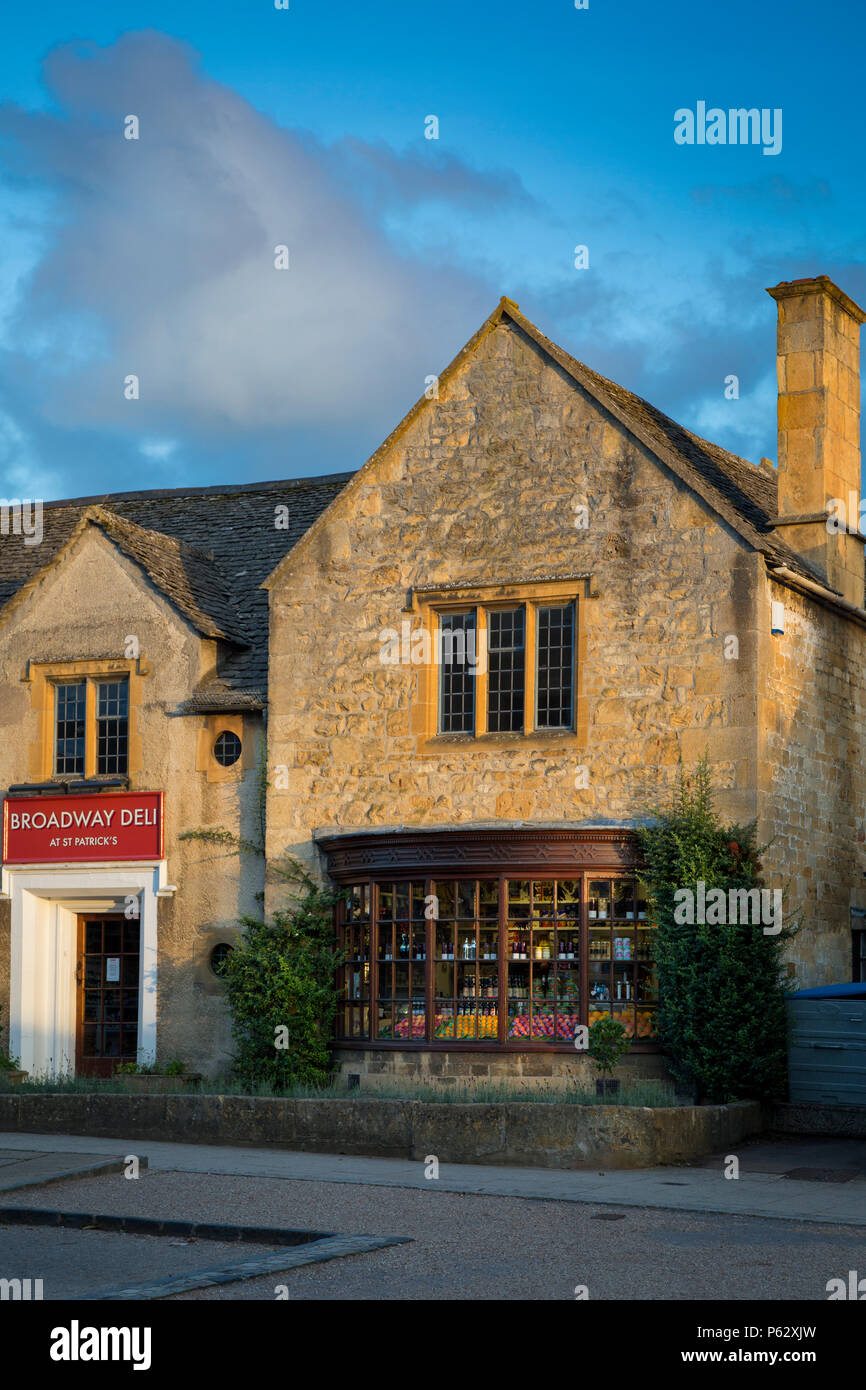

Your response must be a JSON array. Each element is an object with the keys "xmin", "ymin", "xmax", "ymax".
[{"xmin": 2, "ymin": 791, "xmax": 164, "ymax": 864}]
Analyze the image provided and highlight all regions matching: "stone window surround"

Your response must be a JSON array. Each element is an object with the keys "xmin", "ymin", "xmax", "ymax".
[
  {"xmin": 319, "ymin": 825, "xmax": 657, "ymax": 1052},
  {"xmin": 24, "ymin": 656, "xmax": 148, "ymax": 783},
  {"xmin": 194, "ymin": 713, "xmax": 252, "ymax": 784},
  {"xmin": 407, "ymin": 576, "xmax": 592, "ymax": 752}
]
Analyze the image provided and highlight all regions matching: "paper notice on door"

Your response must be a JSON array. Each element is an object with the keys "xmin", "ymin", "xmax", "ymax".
[{"xmin": 106, "ymin": 958, "xmax": 120, "ymax": 982}]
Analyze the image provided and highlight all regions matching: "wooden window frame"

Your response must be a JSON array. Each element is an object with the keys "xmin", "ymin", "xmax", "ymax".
[
  {"xmin": 410, "ymin": 578, "xmax": 590, "ymax": 751},
  {"xmin": 323, "ymin": 828, "xmax": 657, "ymax": 1053},
  {"xmin": 51, "ymin": 675, "xmax": 130, "ymax": 779},
  {"xmin": 332, "ymin": 870, "xmax": 658, "ymax": 1051},
  {"xmin": 24, "ymin": 657, "xmax": 144, "ymax": 784}
]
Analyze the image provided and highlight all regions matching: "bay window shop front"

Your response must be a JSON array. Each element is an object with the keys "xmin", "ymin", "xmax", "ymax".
[{"xmin": 320, "ymin": 830, "xmax": 659, "ymax": 1054}]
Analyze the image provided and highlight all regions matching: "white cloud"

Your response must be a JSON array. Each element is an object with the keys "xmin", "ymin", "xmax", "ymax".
[
  {"xmin": 139, "ymin": 438, "xmax": 178, "ymax": 461},
  {"xmin": 0, "ymin": 32, "xmax": 510, "ymax": 439}
]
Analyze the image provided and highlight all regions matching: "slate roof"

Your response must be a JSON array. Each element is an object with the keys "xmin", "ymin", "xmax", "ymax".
[
  {"xmin": 0, "ymin": 475, "xmax": 352, "ymax": 705},
  {"xmin": 0, "ymin": 300, "xmax": 846, "ymax": 712}
]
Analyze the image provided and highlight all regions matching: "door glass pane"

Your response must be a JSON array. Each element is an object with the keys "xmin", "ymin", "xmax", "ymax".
[{"xmin": 80, "ymin": 917, "xmax": 140, "ymax": 1067}]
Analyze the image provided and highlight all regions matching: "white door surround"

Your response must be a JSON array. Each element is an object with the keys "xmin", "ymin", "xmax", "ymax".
[{"xmin": 1, "ymin": 862, "xmax": 175, "ymax": 1077}]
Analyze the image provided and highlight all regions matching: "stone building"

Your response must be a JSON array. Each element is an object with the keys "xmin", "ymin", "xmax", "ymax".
[{"xmin": 1, "ymin": 274, "xmax": 865, "ymax": 1082}]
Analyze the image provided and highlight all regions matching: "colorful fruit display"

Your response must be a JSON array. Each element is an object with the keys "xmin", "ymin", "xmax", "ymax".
[
  {"xmin": 432, "ymin": 1011, "xmax": 499, "ymax": 1040},
  {"xmin": 393, "ymin": 1012, "xmax": 427, "ymax": 1039}
]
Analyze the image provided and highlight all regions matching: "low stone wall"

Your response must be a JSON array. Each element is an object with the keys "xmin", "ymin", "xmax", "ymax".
[
  {"xmin": 333, "ymin": 1048, "xmax": 671, "ymax": 1091},
  {"xmin": 766, "ymin": 1101, "xmax": 866, "ymax": 1138},
  {"xmin": 0, "ymin": 1094, "xmax": 761, "ymax": 1169}
]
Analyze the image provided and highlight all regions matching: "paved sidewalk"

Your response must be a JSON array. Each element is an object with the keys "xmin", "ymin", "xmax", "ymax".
[
  {"xmin": 2, "ymin": 1131, "xmax": 865, "ymax": 1225},
  {"xmin": 0, "ymin": 1146, "xmax": 135, "ymax": 1192}
]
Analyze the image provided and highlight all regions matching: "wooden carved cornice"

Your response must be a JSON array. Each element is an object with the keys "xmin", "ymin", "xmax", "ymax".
[{"xmin": 317, "ymin": 826, "xmax": 641, "ymax": 880}]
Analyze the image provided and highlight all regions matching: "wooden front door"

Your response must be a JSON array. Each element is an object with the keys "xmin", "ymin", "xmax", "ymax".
[{"xmin": 76, "ymin": 915, "xmax": 140, "ymax": 1077}]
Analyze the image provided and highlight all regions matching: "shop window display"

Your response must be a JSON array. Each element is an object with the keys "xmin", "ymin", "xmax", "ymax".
[{"xmin": 335, "ymin": 870, "xmax": 657, "ymax": 1047}]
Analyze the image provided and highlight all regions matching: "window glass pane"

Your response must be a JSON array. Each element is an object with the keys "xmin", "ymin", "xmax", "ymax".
[
  {"xmin": 536, "ymin": 603, "xmax": 574, "ymax": 729},
  {"xmin": 337, "ymin": 885, "xmax": 371, "ymax": 1038},
  {"xmin": 345, "ymin": 873, "xmax": 656, "ymax": 1050},
  {"xmin": 487, "ymin": 607, "xmax": 525, "ymax": 732},
  {"xmin": 532, "ymin": 881, "xmax": 554, "ymax": 915},
  {"xmin": 635, "ymin": 880, "xmax": 658, "ymax": 1038},
  {"xmin": 457, "ymin": 882, "xmax": 475, "ymax": 918},
  {"xmin": 434, "ymin": 882, "xmax": 456, "ymax": 917},
  {"xmin": 589, "ymin": 878, "xmax": 615, "ymax": 1022},
  {"xmin": 434, "ymin": 1002, "xmax": 455, "ymax": 1039},
  {"xmin": 508, "ymin": 879, "xmax": 530, "ymax": 918},
  {"xmin": 55, "ymin": 682, "xmax": 86, "ymax": 775},
  {"xmin": 96, "ymin": 678, "xmax": 129, "ymax": 774},
  {"xmin": 588, "ymin": 881, "xmax": 611, "ymax": 921},
  {"xmin": 557, "ymin": 880, "xmax": 581, "ymax": 918},
  {"xmin": 374, "ymin": 881, "xmax": 426, "ymax": 1040},
  {"xmin": 478, "ymin": 880, "xmax": 499, "ymax": 918},
  {"xmin": 439, "ymin": 611, "xmax": 476, "ymax": 733}
]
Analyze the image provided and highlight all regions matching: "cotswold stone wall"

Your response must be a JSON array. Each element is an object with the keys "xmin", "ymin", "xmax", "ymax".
[
  {"xmin": 758, "ymin": 570, "xmax": 866, "ymax": 985},
  {"xmin": 0, "ymin": 525, "xmax": 264, "ymax": 1074},
  {"xmin": 267, "ymin": 320, "xmax": 761, "ymax": 878},
  {"xmin": 332, "ymin": 1047, "xmax": 669, "ymax": 1090}
]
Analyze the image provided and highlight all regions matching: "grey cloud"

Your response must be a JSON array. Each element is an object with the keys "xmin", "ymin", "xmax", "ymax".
[{"xmin": 0, "ymin": 31, "xmax": 502, "ymax": 437}]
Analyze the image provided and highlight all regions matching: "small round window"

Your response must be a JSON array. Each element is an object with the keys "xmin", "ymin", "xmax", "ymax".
[
  {"xmin": 210, "ymin": 943, "xmax": 234, "ymax": 977},
  {"xmin": 213, "ymin": 731, "xmax": 242, "ymax": 766}
]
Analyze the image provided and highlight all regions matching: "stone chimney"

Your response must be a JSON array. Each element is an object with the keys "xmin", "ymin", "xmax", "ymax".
[{"xmin": 767, "ymin": 275, "xmax": 866, "ymax": 606}]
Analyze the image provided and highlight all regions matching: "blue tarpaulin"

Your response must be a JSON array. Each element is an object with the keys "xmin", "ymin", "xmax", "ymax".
[{"xmin": 789, "ymin": 983, "xmax": 866, "ymax": 999}]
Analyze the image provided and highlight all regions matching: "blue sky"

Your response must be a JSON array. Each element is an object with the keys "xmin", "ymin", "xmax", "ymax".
[{"xmin": 0, "ymin": 0, "xmax": 863, "ymax": 500}]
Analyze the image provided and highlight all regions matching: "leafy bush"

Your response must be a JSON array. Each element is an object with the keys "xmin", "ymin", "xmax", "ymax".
[
  {"xmin": 222, "ymin": 858, "xmax": 344, "ymax": 1088},
  {"xmin": 587, "ymin": 1015, "xmax": 631, "ymax": 1077},
  {"xmin": 637, "ymin": 757, "xmax": 795, "ymax": 1104}
]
